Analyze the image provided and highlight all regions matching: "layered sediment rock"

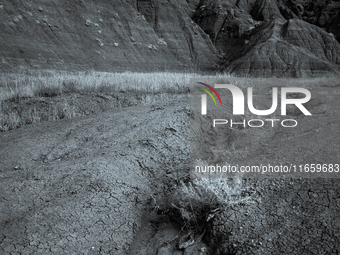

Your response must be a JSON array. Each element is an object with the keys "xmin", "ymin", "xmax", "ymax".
[
  {"xmin": 0, "ymin": 0, "xmax": 339, "ymax": 76},
  {"xmin": 0, "ymin": 0, "xmax": 218, "ymax": 72}
]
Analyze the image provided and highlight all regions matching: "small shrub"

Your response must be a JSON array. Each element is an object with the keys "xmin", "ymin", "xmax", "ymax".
[
  {"xmin": 0, "ymin": 111, "xmax": 21, "ymax": 131},
  {"xmin": 34, "ymin": 85, "xmax": 62, "ymax": 97},
  {"xmin": 62, "ymin": 81, "xmax": 78, "ymax": 93}
]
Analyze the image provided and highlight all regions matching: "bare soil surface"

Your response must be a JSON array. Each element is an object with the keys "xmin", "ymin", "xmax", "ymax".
[
  {"xmin": 1, "ymin": 82, "xmax": 340, "ymax": 254},
  {"xmin": 0, "ymin": 96, "xmax": 191, "ymax": 254},
  {"xmin": 210, "ymin": 178, "xmax": 340, "ymax": 255}
]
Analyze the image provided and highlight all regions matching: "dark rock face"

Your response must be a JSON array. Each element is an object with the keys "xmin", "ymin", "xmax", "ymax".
[
  {"xmin": 191, "ymin": 0, "xmax": 340, "ymax": 77},
  {"xmin": 223, "ymin": 18, "xmax": 340, "ymax": 77},
  {"xmin": 289, "ymin": 0, "xmax": 340, "ymax": 42},
  {"xmin": 0, "ymin": 0, "xmax": 218, "ymax": 72},
  {"xmin": 276, "ymin": 0, "xmax": 340, "ymax": 44}
]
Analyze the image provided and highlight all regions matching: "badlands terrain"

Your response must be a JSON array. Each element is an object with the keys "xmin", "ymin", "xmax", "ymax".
[
  {"xmin": 0, "ymin": 0, "xmax": 340, "ymax": 254},
  {"xmin": 0, "ymin": 0, "xmax": 339, "ymax": 76}
]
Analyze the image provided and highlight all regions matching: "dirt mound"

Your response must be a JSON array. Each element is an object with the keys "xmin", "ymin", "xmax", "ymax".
[
  {"xmin": 209, "ymin": 178, "xmax": 340, "ymax": 255},
  {"xmin": 0, "ymin": 0, "xmax": 218, "ymax": 72}
]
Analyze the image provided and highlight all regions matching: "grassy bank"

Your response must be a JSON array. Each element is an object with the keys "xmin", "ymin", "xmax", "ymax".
[
  {"xmin": 0, "ymin": 70, "xmax": 196, "ymax": 100},
  {"xmin": 0, "ymin": 70, "xmax": 227, "ymax": 131},
  {"xmin": 1, "ymin": 69, "xmax": 339, "ymax": 132}
]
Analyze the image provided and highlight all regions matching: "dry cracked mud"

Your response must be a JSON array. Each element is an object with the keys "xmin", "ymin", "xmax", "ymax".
[
  {"xmin": 0, "ymin": 97, "xmax": 191, "ymax": 254},
  {"xmin": 1, "ymin": 82, "xmax": 340, "ymax": 254}
]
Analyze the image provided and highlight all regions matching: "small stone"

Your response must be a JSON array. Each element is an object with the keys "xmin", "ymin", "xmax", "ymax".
[
  {"xmin": 50, "ymin": 247, "xmax": 59, "ymax": 252},
  {"xmin": 85, "ymin": 19, "xmax": 91, "ymax": 26},
  {"xmin": 157, "ymin": 38, "xmax": 167, "ymax": 46},
  {"xmin": 56, "ymin": 239, "xmax": 64, "ymax": 246}
]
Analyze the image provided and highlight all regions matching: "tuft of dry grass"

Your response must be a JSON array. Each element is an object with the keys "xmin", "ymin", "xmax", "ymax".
[
  {"xmin": 0, "ymin": 102, "xmax": 79, "ymax": 132},
  {"xmin": 167, "ymin": 169, "xmax": 257, "ymax": 233}
]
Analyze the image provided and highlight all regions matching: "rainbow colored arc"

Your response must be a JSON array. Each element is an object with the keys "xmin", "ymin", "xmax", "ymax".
[{"xmin": 196, "ymin": 82, "xmax": 222, "ymax": 106}]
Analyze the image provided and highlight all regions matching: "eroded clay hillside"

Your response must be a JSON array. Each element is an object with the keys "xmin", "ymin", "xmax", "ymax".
[
  {"xmin": 0, "ymin": 0, "xmax": 219, "ymax": 72},
  {"xmin": 0, "ymin": 0, "xmax": 340, "ymax": 76},
  {"xmin": 193, "ymin": 0, "xmax": 340, "ymax": 76}
]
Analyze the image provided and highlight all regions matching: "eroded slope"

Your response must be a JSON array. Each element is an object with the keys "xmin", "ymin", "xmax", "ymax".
[
  {"xmin": 0, "ymin": 0, "xmax": 218, "ymax": 72},
  {"xmin": 192, "ymin": 0, "xmax": 340, "ymax": 77}
]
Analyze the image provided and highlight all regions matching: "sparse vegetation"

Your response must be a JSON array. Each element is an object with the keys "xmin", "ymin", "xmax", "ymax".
[
  {"xmin": 1, "ymin": 70, "xmax": 339, "ymax": 132},
  {"xmin": 0, "ymin": 70, "xmax": 189, "ymax": 131},
  {"xmin": 0, "ymin": 69, "xmax": 196, "ymax": 102},
  {"xmin": 0, "ymin": 70, "xmax": 230, "ymax": 131}
]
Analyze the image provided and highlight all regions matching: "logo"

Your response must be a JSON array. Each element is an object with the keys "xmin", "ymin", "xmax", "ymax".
[
  {"xmin": 197, "ymin": 83, "xmax": 312, "ymax": 128},
  {"xmin": 196, "ymin": 82, "xmax": 222, "ymax": 115}
]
